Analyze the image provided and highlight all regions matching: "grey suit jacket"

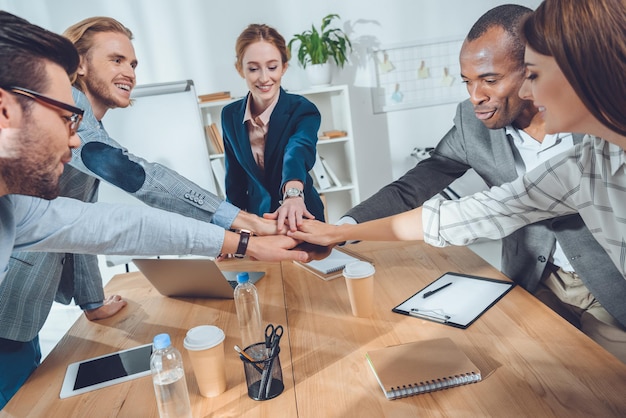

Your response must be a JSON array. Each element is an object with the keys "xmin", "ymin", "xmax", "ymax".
[
  {"xmin": 0, "ymin": 88, "xmax": 235, "ymax": 342},
  {"xmin": 347, "ymin": 99, "xmax": 626, "ymax": 328}
]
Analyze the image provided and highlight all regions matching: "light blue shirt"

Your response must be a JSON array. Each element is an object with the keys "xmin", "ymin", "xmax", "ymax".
[{"xmin": 1, "ymin": 194, "xmax": 226, "ymax": 287}]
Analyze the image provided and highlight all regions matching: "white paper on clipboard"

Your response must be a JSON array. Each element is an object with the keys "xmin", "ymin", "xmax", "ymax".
[{"xmin": 392, "ymin": 272, "xmax": 514, "ymax": 329}]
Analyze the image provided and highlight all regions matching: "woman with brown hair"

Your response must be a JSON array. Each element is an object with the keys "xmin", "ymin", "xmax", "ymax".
[
  {"xmin": 221, "ymin": 24, "xmax": 325, "ymax": 231},
  {"xmin": 290, "ymin": 0, "xmax": 626, "ymax": 361}
]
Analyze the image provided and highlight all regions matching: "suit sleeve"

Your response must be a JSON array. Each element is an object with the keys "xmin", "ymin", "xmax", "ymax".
[
  {"xmin": 221, "ymin": 106, "xmax": 250, "ymax": 210},
  {"xmin": 280, "ymin": 98, "xmax": 321, "ymax": 192},
  {"xmin": 345, "ymin": 103, "xmax": 472, "ymax": 223},
  {"xmin": 69, "ymin": 88, "xmax": 239, "ymax": 229}
]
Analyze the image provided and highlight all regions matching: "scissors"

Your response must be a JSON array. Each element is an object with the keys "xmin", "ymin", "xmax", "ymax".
[{"xmin": 264, "ymin": 324, "xmax": 284, "ymax": 353}]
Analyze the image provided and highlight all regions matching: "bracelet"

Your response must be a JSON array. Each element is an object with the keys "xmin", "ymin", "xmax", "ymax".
[{"xmin": 234, "ymin": 230, "xmax": 251, "ymax": 258}]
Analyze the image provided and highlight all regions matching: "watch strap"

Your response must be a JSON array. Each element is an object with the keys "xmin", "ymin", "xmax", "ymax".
[{"xmin": 235, "ymin": 230, "xmax": 251, "ymax": 258}]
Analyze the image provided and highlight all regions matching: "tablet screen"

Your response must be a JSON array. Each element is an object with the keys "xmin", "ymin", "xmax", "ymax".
[
  {"xmin": 60, "ymin": 344, "xmax": 153, "ymax": 398},
  {"xmin": 74, "ymin": 344, "xmax": 153, "ymax": 389}
]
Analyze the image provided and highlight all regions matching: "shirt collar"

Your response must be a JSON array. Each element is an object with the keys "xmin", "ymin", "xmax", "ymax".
[
  {"xmin": 505, "ymin": 125, "xmax": 571, "ymax": 150},
  {"xmin": 242, "ymin": 93, "xmax": 280, "ymax": 126}
]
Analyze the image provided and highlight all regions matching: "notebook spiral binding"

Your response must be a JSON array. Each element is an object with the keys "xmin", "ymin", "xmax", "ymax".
[
  {"xmin": 389, "ymin": 372, "xmax": 481, "ymax": 399},
  {"xmin": 326, "ymin": 265, "xmax": 346, "ymax": 274}
]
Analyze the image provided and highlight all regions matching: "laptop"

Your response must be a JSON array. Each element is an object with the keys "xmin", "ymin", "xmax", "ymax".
[{"xmin": 132, "ymin": 257, "xmax": 265, "ymax": 299}]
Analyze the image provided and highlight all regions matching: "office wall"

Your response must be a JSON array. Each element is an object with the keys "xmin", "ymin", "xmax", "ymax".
[{"xmin": 1, "ymin": 0, "xmax": 540, "ymax": 200}]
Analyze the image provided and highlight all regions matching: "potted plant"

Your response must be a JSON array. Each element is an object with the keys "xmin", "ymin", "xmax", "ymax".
[{"xmin": 288, "ymin": 14, "xmax": 352, "ymax": 86}]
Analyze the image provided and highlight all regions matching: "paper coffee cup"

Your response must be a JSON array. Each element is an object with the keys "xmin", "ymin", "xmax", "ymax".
[
  {"xmin": 343, "ymin": 261, "xmax": 375, "ymax": 317},
  {"xmin": 183, "ymin": 325, "xmax": 227, "ymax": 397}
]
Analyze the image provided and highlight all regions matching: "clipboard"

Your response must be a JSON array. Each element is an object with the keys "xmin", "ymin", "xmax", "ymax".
[{"xmin": 392, "ymin": 272, "xmax": 515, "ymax": 329}]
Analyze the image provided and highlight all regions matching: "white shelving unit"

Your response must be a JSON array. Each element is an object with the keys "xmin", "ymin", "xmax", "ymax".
[{"xmin": 199, "ymin": 84, "xmax": 360, "ymax": 223}]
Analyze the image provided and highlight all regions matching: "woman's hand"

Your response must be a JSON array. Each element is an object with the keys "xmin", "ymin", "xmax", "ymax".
[
  {"xmin": 274, "ymin": 197, "xmax": 315, "ymax": 232},
  {"xmin": 287, "ymin": 219, "xmax": 342, "ymax": 246}
]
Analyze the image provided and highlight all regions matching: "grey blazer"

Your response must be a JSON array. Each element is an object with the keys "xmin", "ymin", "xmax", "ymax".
[
  {"xmin": 347, "ymin": 99, "xmax": 626, "ymax": 328},
  {"xmin": 0, "ymin": 88, "xmax": 233, "ymax": 342}
]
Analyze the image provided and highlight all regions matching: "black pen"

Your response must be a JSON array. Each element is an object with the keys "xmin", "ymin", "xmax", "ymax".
[{"xmin": 423, "ymin": 282, "xmax": 452, "ymax": 298}]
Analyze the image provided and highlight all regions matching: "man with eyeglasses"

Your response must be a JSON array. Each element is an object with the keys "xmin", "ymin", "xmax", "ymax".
[
  {"xmin": 6, "ymin": 15, "xmax": 288, "ymax": 379},
  {"xmin": 0, "ymin": 11, "xmax": 308, "ymax": 409},
  {"xmin": 4, "ymin": 87, "xmax": 83, "ymax": 136}
]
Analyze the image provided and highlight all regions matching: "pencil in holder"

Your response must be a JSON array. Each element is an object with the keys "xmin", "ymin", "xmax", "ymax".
[{"xmin": 240, "ymin": 342, "xmax": 284, "ymax": 400}]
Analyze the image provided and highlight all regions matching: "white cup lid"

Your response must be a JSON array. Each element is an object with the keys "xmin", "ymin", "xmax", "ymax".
[
  {"xmin": 343, "ymin": 261, "xmax": 375, "ymax": 279},
  {"xmin": 183, "ymin": 325, "xmax": 225, "ymax": 350}
]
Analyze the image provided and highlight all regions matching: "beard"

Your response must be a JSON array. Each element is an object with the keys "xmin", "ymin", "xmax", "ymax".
[
  {"xmin": 0, "ymin": 123, "xmax": 61, "ymax": 200},
  {"xmin": 82, "ymin": 62, "xmax": 130, "ymax": 110}
]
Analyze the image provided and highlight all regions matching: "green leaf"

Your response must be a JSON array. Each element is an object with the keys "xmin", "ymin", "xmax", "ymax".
[{"xmin": 288, "ymin": 14, "xmax": 352, "ymax": 69}]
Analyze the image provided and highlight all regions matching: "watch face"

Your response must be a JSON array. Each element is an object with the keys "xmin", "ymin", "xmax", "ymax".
[{"xmin": 286, "ymin": 188, "xmax": 302, "ymax": 197}]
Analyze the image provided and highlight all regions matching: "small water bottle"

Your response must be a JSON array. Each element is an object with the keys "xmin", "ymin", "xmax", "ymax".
[
  {"xmin": 150, "ymin": 333, "xmax": 192, "ymax": 418},
  {"xmin": 234, "ymin": 272, "xmax": 264, "ymax": 358}
]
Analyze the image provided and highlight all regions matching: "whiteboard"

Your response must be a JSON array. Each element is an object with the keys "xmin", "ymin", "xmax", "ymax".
[
  {"xmin": 98, "ymin": 79, "xmax": 217, "ymax": 208},
  {"xmin": 98, "ymin": 80, "xmax": 216, "ymax": 266},
  {"xmin": 371, "ymin": 37, "xmax": 468, "ymax": 113}
]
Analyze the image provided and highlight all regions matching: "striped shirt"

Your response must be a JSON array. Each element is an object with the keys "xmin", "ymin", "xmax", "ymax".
[{"xmin": 423, "ymin": 136, "xmax": 626, "ymax": 277}]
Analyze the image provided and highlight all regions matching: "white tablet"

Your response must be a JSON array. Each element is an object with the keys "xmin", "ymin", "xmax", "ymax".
[{"xmin": 60, "ymin": 343, "xmax": 153, "ymax": 399}]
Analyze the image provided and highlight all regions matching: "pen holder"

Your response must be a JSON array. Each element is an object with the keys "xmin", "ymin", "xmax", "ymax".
[{"xmin": 240, "ymin": 342, "xmax": 284, "ymax": 401}]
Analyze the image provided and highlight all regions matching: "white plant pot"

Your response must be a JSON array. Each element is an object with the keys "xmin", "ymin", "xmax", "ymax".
[{"xmin": 305, "ymin": 63, "xmax": 332, "ymax": 87}]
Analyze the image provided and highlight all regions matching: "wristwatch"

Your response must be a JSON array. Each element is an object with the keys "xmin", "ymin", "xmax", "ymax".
[
  {"xmin": 234, "ymin": 230, "xmax": 251, "ymax": 258},
  {"xmin": 282, "ymin": 187, "xmax": 304, "ymax": 203}
]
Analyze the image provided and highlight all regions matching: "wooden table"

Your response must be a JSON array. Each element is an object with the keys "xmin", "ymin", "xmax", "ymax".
[{"xmin": 3, "ymin": 242, "xmax": 626, "ymax": 417}]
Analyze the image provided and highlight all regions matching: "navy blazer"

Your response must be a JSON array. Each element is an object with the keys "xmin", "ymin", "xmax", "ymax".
[{"xmin": 221, "ymin": 88, "xmax": 325, "ymax": 220}]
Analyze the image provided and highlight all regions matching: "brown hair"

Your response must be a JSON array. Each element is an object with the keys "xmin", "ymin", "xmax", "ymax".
[
  {"xmin": 234, "ymin": 24, "xmax": 290, "ymax": 73},
  {"xmin": 0, "ymin": 11, "xmax": 78, "ymax": 111},
  {"xmin": 523, "ymin": 0, "xmax": 626, "ymax": 136},
  {"xmin": 63, "ymin": 17, "xmax": 133, "ymax": 92}
]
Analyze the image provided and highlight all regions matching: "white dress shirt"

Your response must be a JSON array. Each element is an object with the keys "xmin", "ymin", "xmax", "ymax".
[
  {"xmin": 506, "ymin": 127, "xmax": 575, "ymax": 271},
  {"xmin": 423, "ymin": 136, "xmax": 626, "ymax": 278}
]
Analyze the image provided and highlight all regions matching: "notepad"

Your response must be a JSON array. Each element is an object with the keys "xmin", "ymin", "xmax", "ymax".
[
  {"xmin": 293, "ymin": 247, "xmax": 372, "ymax": 280},
  {"xmin": 392, "ymin": 272, "xmax": 514, "ymax": 329},
  {"xmin": 365, "ymin": 338, "xmax": 481, "ymax": 400}
]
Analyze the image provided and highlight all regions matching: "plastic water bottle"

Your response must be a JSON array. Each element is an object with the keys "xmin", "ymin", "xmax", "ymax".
[
  {"xmin": 150, "ymin": 333, "xmax": 192, "ymax": 418},
  {"xmin": 234, "ymin": 272, "xmax": 264, "ymax": 359}
]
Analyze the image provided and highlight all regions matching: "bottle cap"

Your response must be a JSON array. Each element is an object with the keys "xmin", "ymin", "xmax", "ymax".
[
  {"xmin": 153, "ymin": 333, "xmax": 171, "ymax": 350},
  {"xmin": 183, "ymin": 325, "xmax": 225, "ymax": 351},
  {"xmin": 343, "ymin": 261, "xmax": 375, "ymax": 279},
  {"xmin": 236, "ymin": 272, "xmax": 250, "ymax": 284}
]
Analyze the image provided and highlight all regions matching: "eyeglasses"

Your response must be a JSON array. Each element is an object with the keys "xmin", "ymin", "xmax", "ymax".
[{"xmin": 3, "ymin": 86, "xmax": 84, "ymax": 136}]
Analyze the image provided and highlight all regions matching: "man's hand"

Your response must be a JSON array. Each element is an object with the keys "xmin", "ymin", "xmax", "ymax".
[
  {"xmin": 233, "ymin": 211, "xmax": 287, "ymax": 235},
  {"xmin": 84, "ymin": 294, "xmax": 127, "ymax": 321},
  {"xmin": 294, "ymin": 242, "xmax": 334, "ymax": 261},
  {"xmin": 246, "ymin": 235, "xmax": 310, "ymax": 262},
  {"xmin": 253, "ymin": 215, "xmax": 288, "ymax": 235}
]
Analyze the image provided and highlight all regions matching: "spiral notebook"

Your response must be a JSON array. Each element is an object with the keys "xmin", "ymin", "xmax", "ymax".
[
  {"xmin": 293, "ymin": 247, "xmax": 373, "ymax": 281},
  {"xmin": 365, "ymin": 338, "xmax": 481, "ymax": 400}
]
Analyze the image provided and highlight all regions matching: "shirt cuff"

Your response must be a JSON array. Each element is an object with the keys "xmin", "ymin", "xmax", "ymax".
[
  {"xmin": 80, "ymin": 301, "xmax": 104, "ymax": 311},
  {"xmin": 335, "ymin": 216, "xmax": 359, "ymax": 246},
  {"xmin": 422, "ymin": 197, "xmax": 447, "ymax": 247},
  {"xmin": 212, "ymin": 201, "xmax": 240, "ymax": 229}
]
